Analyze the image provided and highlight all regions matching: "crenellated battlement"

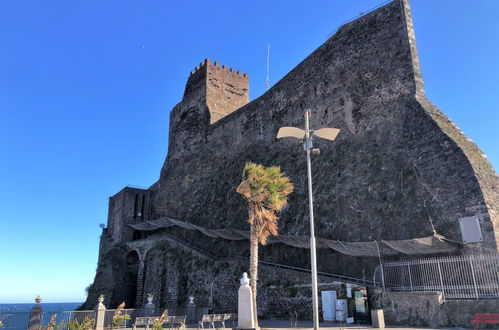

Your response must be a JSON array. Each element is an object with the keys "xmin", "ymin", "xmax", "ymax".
[
  {"xmin": 190, "ymin": 58, "xmax": 249, "ymax": 79},
  {"xmin": 181, "ymin": 58, "xmax": 250, "ymax": 126}
]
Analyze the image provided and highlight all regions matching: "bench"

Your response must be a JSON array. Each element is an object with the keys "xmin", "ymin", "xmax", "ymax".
[
  {"xmin": 133, "ymin": 316, "xmax": 156, "ymax": 329},
  {"xmin": 134, "ymin": 314, "xmax": 186, "ymax": 330},
  {"xmin": 164, "ymin": 315, "xmax": 187, "ymax": 329},
  {"xmin": 223, "ymin": 313, "xmax": 237, "ymax": 328},
  {"xmin": 198, "ymin": 313, "xmax": 237, "ymax": 329},
  {"xmin": 471, "ymin": 313, "xmax": 499, "ymax": 330}
]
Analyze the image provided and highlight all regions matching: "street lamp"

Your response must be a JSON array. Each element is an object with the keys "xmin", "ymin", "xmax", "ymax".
[{"xmin": 277, "ymin": 110, "xmax": 340, "ymax": 330}]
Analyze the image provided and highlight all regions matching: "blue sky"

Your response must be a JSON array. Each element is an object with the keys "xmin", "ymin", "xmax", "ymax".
[{"xmin": 0, "ymin": 0, "xmax": 498, "ymax": 303}]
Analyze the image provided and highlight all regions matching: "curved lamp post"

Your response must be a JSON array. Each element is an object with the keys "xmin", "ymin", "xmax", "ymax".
[{"xmin": 277, "ymin": 110, "xmax": 340, "ymax": 330}]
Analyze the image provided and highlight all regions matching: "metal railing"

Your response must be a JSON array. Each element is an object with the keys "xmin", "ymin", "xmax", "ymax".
[
  {"xmin": 374, "ymin": 254, "xmax": 499, "ymax": 299},
  {"xmin": 103, "ymin": 308, "xmax": 138, "ymax": 329},
  {"xmin": 56, "ymin": 310, "xmax": 96, "ymax": 329},
  {"xmin": 0, "ymin": 312, "xmax": 30, "ymax": 329}
]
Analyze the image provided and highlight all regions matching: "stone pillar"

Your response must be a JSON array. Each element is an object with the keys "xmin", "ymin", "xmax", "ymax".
[
  {"xmin": 28, "ymin": 296, "xmax": 42, "ymax": 330},
  {"xmin": 186, "ymin": 296, "xmax": 196, "ymax": 323},
  {"xmin": 144, "ymin": 295, "xmax": 155, "ymax": 316},
  {"xmin": 136, "ymin": 258, "xmax": 146, "ymax": 308},
  {"xmin": 237, "ymin": 273, "xmax": 255, "ymax": 330},
  {"xmin": 95, "ymin": 295, "xmax": 106, "ymax": 330}
]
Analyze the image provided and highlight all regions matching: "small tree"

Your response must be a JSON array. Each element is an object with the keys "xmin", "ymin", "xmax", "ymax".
[{"xmin": 236, "ymin": 162, "xmax": 293, "ymax": 326}]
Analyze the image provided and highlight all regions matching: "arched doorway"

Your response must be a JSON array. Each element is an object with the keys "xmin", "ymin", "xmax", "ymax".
[{"xmin": 124, "ymin": 250, "xmax": 139, "ymax": 307}]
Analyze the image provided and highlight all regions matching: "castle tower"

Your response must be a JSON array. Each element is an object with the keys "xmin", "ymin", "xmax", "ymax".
[
  {"xmin": 184, "ymin": 58, "xmax": 249, "ymax": 124},
  {"xmin": 166, "ymin": 58, "xmax": 249, "ymax": 162}
]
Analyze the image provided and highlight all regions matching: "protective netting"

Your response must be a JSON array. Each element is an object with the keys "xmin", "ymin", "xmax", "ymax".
[
  {"xmin": 128, "ymin": 217, "xmax": 457, "ymax": 257},
  {"xmin": 381, "ymin": 236, "xmax": 457, "ymax": 254}
]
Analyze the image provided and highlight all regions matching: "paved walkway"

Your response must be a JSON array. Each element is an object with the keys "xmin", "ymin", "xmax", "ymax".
[
  {"xmin": 179, "ymin": 320, "xmax": 466, "ymax": 330},
  {"xmin": 249, "ymin": 320, "xmax": 465, "ymax": 330},
  {"xmin": 122, "ymin": 320, "xmax": 469, "ymax": 330}
]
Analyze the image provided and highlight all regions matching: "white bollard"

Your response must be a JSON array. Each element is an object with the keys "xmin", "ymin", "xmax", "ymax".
[
  {"xmin": 237, "ymin": 272, "xmax": 256, "ymax": 329},
  {"xmin": 371, "ymin": 309, "xmax": 385, "ymax": 328}
]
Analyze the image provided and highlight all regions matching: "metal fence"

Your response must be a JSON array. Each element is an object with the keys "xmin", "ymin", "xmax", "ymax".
[
  {"xmin": 0, "ymin": 312, "xmax": 30, "ymax": 329},
  {"xmin": 57, "ymin": 310, "xmax": 96, "ymax": 329},
  {"xmin": 103, "ymin": 308, "xmax": 138, "ymax": 329},
  {"xmin": 374, "ymin": 254, "xmax": 499, "ymax": 299}
]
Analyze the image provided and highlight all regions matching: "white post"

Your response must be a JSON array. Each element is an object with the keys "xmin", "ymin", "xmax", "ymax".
[
  {"xmin": 304, "ymin": 110, "xmax": 320, "ymax": 330},
  {"xmin": 407, "ymin": 263, "xmax": 413, "ymax": 291},
  {"xmin": 469, "ymin": 259, "xmax": 479, "ymax": 300},
  {"xmin": 95, "ymin": 295, "xmax": 106, "ymax": 330},
  {"xmin": 375, "ymin": 241, "xmax": 385, "ymax": 290}
]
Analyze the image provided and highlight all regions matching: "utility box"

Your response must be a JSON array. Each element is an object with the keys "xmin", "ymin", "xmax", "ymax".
[{"xmin": 459, "ymin": 216, "xmax": 483, "ymax": 243}]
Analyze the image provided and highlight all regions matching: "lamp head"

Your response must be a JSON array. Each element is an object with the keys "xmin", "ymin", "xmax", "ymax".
[{"xmin": 277, "ymin": 127, "xmax": 305, "ymax": 139}]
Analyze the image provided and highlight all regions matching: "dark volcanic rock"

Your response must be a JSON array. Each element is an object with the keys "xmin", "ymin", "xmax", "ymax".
[{"xmin": 82, "ymin": 0, "xmax": 499, "ymax": 316}]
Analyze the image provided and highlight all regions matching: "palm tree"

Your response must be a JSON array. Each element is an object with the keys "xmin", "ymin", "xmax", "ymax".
[{"xmin": 236, "ymin": 162, "xmax": 294, "ymax": 326}]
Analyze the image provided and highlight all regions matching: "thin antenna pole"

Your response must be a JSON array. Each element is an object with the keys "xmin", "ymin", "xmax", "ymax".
[{"xmin": 266, "ymin": 44, "xmax": 270, "ymax": 90}]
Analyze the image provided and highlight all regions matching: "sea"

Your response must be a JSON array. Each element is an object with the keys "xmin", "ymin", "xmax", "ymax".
[{"xmin": 0, "ymin": 302, "xmax": 82, "ymax": 329}]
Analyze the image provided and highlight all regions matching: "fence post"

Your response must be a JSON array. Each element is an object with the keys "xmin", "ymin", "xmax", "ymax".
[
  {"xmin": 436, "ymin": 260, "xmax": 445, "ymax": 297},
  {"xmin": 469, "ymin": 258, "xmax": 479, "ymax": 300},
  {"xmin": 28, "ymin": 296, "xmax": 42, "ymax": 330},
  {"xmin": 95, "ymin": 295, "xmax": 106, "ymax": 330},
  {"xmin": 407, "ymin": 264, "xmax": 413, "ymax": 291},
  {"xmin": 375, "ymin": 241, "xmax": 385, "ymax": 290}
]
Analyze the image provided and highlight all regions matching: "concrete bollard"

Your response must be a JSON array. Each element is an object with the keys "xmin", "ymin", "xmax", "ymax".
[
  {"xmin": 95, "ymin": 295, "xmax": 106, "ymax": 330},
  {"xmin": 237, "ymin": 273, "xmax": 255, "ymax": 330},
  {"xmin": 28, "ymin": 296, "xmax": 42, "ymax": 330},
  {"xmin": 371, "ymin": 309, "xmax": 385, "ymax": 328}
]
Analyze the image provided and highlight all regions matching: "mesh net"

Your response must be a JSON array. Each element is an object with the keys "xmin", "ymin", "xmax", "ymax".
[{"xmin": 128, "ymin": 217, "xmax": 458, "ymax": 257}]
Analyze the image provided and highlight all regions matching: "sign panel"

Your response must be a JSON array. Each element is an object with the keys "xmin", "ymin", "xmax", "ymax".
[{"xmin": 459, "ymin": 216, "xmax": 483, "ymax": 243}]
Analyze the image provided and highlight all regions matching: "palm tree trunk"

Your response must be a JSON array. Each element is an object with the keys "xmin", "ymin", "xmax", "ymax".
[{"xmin": 249, "ymin": 222, "xmax": 259, "ymax": 328}]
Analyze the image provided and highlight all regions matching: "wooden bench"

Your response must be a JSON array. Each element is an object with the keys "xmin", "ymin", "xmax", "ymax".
[
  {"xmin": 164, "ymin": 315, "xmax": 187, "ymax": 329},
  {"xmin": 223, "ymin": 313, "xmax": 237, "ymax": 328},
  {"xmin": 133, "ymin": 316, "xmax": 156, "ymax": 329},
  {"xmin": 134, "ymin": 314, "xmax": 186, "ymax": 330},
  {"xmin": 198, "ymin": 313, "xmax": 237, "ymax": 329},
  {"xmin": 471, "ymin": 313, "xmax": 499, "ymax": 330},
  {"xmin": 198, "ymin": 314, "xmax": 214, "ymax": 329}
]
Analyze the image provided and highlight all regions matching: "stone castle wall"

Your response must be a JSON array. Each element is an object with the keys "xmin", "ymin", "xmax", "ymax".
[
  {"xmin": 154, "ymin": 0, "xmax": 498, "ymax": 246},
  {"xmin": 82, "ymin": 0, "xmax": 499, "ymax": 320}
]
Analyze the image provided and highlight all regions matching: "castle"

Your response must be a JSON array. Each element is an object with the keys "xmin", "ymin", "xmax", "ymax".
[{"xmin": 83, "ymin": 0, "xmax": 499, "ymax": 325}]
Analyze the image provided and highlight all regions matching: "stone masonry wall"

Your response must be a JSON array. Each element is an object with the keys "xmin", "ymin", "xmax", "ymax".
[
  {"xmin": 154, "ymin": 0, "xmax": 499, "ymax": 248},
  {"xmin": 137, "ymin": 239, "xmax": 356, "ymax": 319},
  {"xmin": 82, "ymin": 0, "xmax": 499, "ymax": 315},
  {"xmin": 382, "ymin": 291, "xmax": 499, "ymax": 327}
]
